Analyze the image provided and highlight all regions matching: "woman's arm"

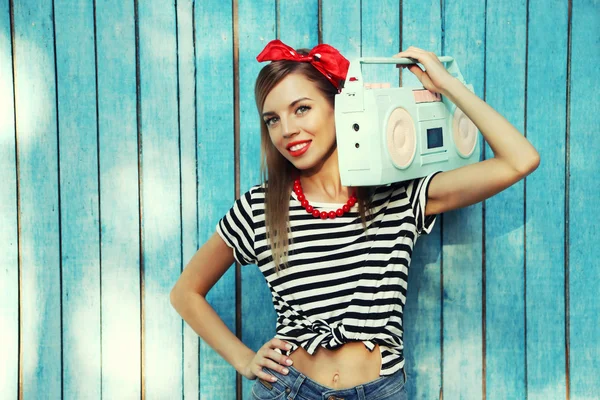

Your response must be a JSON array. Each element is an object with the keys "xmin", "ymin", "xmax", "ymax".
[
  {"xmin": 170, "ymin": 232, "xmax": 255, "ymax": 373},
  {"xmin": 425, "ymin": 76, "xmax": 540, "ymax": 216},
  {"xmin": 395, "ymin": 47, "xmax": 540, "ymax": 215}
]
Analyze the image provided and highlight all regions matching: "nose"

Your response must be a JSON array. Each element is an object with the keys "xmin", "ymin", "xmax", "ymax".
[{"xmin": 281, "ymin": 116, "xmax": 299, "ymax": 139}]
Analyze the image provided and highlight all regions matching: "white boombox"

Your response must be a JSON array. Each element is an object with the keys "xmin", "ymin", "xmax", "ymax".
[{"xmin": 335, "ymin": 56, "xmax": 481, "ymax": 186}]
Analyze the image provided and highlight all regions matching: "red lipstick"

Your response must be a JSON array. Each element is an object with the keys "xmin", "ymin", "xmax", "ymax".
[{"xmin": 287, "ymin": 140, "xmax": 311, "ymax": 157}]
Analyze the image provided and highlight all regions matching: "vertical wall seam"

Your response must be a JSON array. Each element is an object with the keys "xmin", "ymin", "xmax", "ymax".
[
  {"xmin": 92, "ymin": 0, "xmax": 103, "ymax": 397},
  {"xmin": 564, "ymin": 1, "xmax": 572, "ymax": 398},
  {"xmin": 397, "ymin": 0, "xmax": 400, "ymax": 86},
  {"xmin": 232, "ymin": 1, "xmax": 241, "ymax": 399},
  {"xmin": 133, "ymin": 0, "xmax": 145, "ymax": 397},
  {"xmin": 317, "ymin": 0, "xmax": 322, "ymax": 45},
  {"xmin": 523, "ymin": 0, "xmax": 530, "ymax": 395},
  {"xmin": 191, "ymin": 0, "xmax": 200, "ymax": 394},
  {"xmin": 50, "ymin": 1, "xmax": 65, "ymax": 398},
  {"xmin": 173, "ymin": 1, "xmax": 184, "ymax": 398},
  {"xmin": 9, "ymin": 0, "xmax": 23, "ymax": 398},
  {"xmin": 439, "ymin": 1, "xmax": 445, "ymax": 395},
  {"xmin": 275, "ymin": 0, "xmax": 279, "ymax": 40},
  {"xmin": 482, "ymin": 0, "xmax": 488, "ymax": 398}
]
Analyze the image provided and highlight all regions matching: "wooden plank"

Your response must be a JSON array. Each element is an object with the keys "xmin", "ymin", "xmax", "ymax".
[
  {"xmin": 0, "ymin": 0, "xmax": 19, "ymax": 397},
  {"xmin": 399, "ymin": 1, "xmax": 443, "ymax": 398},
  {"xmin": 321, "ymin": 0, "xmax": 361, "ymax": 58},
  {"xmin": 484, "ymin": 1, "xmax": 527, "ymax": 398},
  {"xmin": 12, "ymin": 0, "xmax": 62, "ymax": 397},
  {"xmin": 54, "ymin": 0, "xmax": 102, "ymax": 394},
  {"xmin": 442, "ymin": 0, "xmax": 485, "ymax": 398},
  {"xmin": 195, "ymin": 1, "xmax": 237, "ymax": 398},
  {"xmin": 176, "ymin": 1, "xmax": 199, "ymax": 399},
  {"xmin": 54, "ymin": 1, "xmax": 101, "ymax": 398},
  {"xmin": 525, "ymin": 0, "xmax": 569, "ymax": 398},
  {"xmin": 362, "ymin": 0, "xmax": 400, "ymax": 84},
  {"xmin": 279, "ymin": 0, "xmax": 318, "ymax": 47},
  {"xmin": 95, "ymin": 0, "xmax": 141, "ymax": 398},
  {"xmin": 568, "ymin": 0, "xmax": 600, "ymax": 397},
  {"xmin": 237, "ymin": 1, "xmax": 277, "ymax": 398},
  {"xmin": 137, "ymin": 1, "xmax": 183, "ymax": 397}
]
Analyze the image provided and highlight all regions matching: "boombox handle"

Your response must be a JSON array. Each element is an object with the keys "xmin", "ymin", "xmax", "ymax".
[{"xmin": 341, "ymin": 56, "xmax": 467, "ymax": 112}]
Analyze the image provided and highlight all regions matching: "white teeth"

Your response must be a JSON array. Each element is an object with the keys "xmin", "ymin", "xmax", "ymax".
[{"xmin": 290, "ymin": 142, "xmax": 309, "ymax": 152}]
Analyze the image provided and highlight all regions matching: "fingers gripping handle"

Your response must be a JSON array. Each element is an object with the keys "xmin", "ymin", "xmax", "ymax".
[
  {"xmin": 360, "ymin": 56, "xmax": 454, "ymax": 64},
  {"xmin": 342, "ymin": 55, "xmax": 466, "ymax": 112}
]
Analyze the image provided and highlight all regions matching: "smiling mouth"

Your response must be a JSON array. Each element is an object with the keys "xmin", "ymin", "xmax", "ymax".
[
  {"xmin": 287, "ymin": 141, "xmax": 311, "ymax": 156},
  {"xmin": 289, "ymin": 142, "xmax": 309, "ymax": 151}
]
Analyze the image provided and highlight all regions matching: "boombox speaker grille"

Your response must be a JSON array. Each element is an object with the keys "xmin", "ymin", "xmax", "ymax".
[
  {"xmin": 386, "ymin": 107, "xmax": 416, "ymax": 169},
  {"xmin": 452, "ymin": 107, "xmax": 477, "ymax": 157}
]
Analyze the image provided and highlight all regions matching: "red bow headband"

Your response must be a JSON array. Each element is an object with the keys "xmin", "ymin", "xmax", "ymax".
[{"xmin": 256, "ymin": 39, "xmax": 350, "ymax": 90}]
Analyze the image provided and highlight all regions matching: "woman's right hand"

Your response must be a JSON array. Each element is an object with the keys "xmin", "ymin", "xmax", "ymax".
[{"xmin": 241, "ymin": 338, "xmax": 294, "ymax": 381}]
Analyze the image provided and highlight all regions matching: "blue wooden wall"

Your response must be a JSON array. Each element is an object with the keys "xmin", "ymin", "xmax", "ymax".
[{"xmin": 1, "ymin": 0, "xmax": 598, "ymax": 399}]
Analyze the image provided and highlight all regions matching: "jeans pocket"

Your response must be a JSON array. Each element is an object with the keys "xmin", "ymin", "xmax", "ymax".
[
  {"xmin": 371, "ymin": 382, "xmax": 407, "ymax": 400},
  {"xmin": 251, "ymin": 376, "xmax": 289, "ymax": 400},
  {"xmin": 369, "ymin": 370, "xmax": 407, "ymax": 400}
]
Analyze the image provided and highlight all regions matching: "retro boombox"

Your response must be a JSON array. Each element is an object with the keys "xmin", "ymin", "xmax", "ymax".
[{"xmin": 334, "ymin": 56, "xmax": 481, "ymax": 186}]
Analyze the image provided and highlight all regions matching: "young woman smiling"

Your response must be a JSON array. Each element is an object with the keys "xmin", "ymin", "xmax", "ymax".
[{"xmin": 170, "ymin": 39, "xmax": 540, "ymax": 399}]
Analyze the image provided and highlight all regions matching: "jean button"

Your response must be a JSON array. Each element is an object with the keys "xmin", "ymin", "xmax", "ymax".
[{"xmin": 286, "ymin": 387, "xmax": 290, "ymax": 393}]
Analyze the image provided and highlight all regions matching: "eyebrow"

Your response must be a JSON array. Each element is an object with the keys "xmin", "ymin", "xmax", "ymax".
[{"xmin": 262, "ymin": 97, "xmax": 312, "ymax": 118}]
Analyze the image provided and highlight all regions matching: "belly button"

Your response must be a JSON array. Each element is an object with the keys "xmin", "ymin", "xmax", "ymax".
[{"xmin": 332, "ymin": 373, "xmax": 340, "ymax": 383}]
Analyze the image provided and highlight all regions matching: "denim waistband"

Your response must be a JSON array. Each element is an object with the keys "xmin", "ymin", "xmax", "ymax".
[{"xmin": 261, "ymin": 363, "xmax": 406, "ymax": 399}]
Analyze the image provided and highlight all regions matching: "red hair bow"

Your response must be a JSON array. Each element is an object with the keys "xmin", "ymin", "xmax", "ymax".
[{"xmin": 256, "ymin": 39, "xmax": 350, "ymax": 90}]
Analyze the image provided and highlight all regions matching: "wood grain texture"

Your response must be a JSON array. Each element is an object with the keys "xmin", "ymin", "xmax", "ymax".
[
  {"xmin": 54, "ymin": 1, "xmax": 101, "ymax": 398},
  {"xmin": 321, "ymin": 0, "xmax": 361, "ymax": 59},
  {"xmin": 95, "ymin": 0, "xmax": 142, "ymax": 398},
  {"xmin": 237, "ymin": 1, "xmax": 277, "ymax": 398},
  {"xmin": 137, "ymin": 1, "xmax": 183, "ymax": 397},
  {"xmin": 176, "ymin": 0, "xmax": 200, "ymax": 399},
  {"xmin": 484, "ymin": 1, "xmax": 528, "ymax": 398},
  {"xmin": 525, "ymin": 0, "xmax": 569, "ymax": 398},
  {"xmin": 568, "ymin": 0, "xmax": 600, "ymax": 398},
  {"xmin": 400, "ymin": 1, "xmax": 443, "ymax": 398},
  {"xmin": 0, "ymin": 0, "xmax": 18, "ymax": 398},
  {"xmin": 12, "ymin": 0, "xmax": 62, "ymax": 397},
  {"xmin": 442, "ymin": 0, "xmax": 485, "ymax": 396},
  {"xmin": 278, "ymin": 0, "xmax": 318, "ymax": 47},
  {"xmin": 195, "ymin": 1, "xmax": 237, "ymax": 398},
  {"xmin": 362, "ymin": 0, "xmax": 400, "ymax": 85},
  {"xmin": 3, "ymin": 1, "xmax": 600, "ymax": 398}
]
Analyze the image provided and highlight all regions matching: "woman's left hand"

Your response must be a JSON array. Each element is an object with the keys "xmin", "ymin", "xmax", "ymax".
[{"xmin": 392, "ymin": 46, "xmax": 456, "ymax": 95}]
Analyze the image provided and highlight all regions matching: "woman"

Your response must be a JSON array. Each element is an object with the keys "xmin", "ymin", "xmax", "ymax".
[{"xmin": 170, "ymin": 39, "xmax": 540, "ymax": 399}]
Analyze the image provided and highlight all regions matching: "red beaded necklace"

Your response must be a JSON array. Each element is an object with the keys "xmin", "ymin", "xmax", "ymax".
[{"xmin": 293, "ymin": 178, "xmax": 357, "ymax": 220}]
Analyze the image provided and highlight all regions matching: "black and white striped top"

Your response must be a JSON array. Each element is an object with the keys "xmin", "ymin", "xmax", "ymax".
[{"xmin": 216, "ymin": 171, "xmax": 441, "ymax": 376}]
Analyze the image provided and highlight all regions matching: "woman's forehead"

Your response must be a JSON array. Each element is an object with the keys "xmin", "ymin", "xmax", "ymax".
[{"xmin": 263, "ymin": 74, "xmax": 320, "ymax": 110}]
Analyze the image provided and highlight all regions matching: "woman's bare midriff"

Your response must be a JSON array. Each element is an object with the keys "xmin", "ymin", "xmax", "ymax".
[{"xmin": 287, "ymin": 341, "xmax": 382, "ymax": 390}]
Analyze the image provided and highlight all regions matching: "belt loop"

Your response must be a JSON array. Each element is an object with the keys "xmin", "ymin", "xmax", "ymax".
[
  {"xmin": 356, "ymin": 385, "xmax": 366, "ymax": 400},
  {"xmin": 287, "ymin": 370, "xmax": 307, "ymax": 399}
]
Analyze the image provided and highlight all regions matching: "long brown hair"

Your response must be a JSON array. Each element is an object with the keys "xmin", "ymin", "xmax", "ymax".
[{"xmin": 254, "ymin": 48, "xmax": 376, "ymax": 272}]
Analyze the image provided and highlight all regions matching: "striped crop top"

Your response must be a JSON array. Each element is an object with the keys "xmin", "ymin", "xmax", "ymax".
[{"xmin": 216, "ymin": 171, "xmax": 441, "ymax": 376}]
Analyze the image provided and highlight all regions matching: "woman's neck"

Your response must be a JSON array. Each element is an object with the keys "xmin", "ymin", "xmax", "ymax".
[{"xmin": 297, "ymin": 147, "xmax": 353, "ymax": 202}]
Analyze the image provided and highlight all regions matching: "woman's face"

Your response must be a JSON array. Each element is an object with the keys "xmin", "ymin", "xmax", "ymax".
[{"xmin": 262, "ymin": 73, "xmax": 336, "ymax": 172}]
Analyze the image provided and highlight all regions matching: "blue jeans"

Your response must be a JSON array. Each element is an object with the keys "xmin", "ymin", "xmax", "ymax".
[{"xmin": 251, "ymin": 364, "xmax": 407, "ymax": 400}]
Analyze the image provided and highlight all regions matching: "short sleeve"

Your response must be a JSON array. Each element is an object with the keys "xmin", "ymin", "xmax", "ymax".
[
  {"xmin": 215, "ymin": 188, "xmax": 257, "ymax": 266},
  {"xmin": 405, "ymin": 171, "xmax": 443, "ymax": 236}
]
